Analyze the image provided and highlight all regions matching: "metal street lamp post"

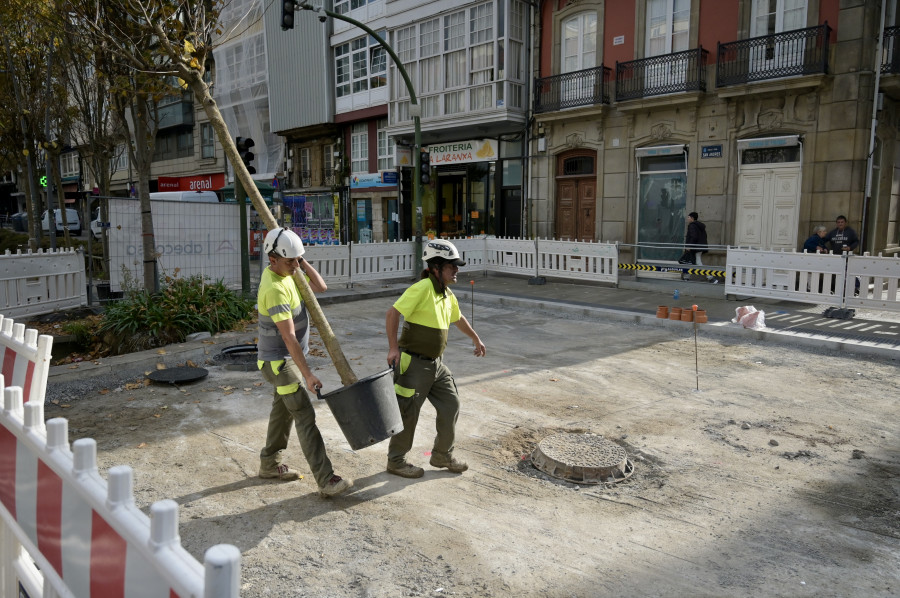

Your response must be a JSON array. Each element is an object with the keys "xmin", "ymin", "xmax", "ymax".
[{"xmin": 298, "ymin": 3, "xmax": 424, "ymax": 273}]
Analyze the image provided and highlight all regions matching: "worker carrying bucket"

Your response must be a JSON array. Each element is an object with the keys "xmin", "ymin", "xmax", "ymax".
[
  {"xmin": 256, "ymin": 227, "xmax": 353, "ymax": 498},
  {"xmin": 385, "ymin": 239, "xmax": 487, "ymax": 479}
]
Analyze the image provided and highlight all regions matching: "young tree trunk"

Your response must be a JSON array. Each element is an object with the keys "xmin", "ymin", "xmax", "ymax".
[{"xmin": 182, "ymin": 72, "xmax": 359, "ymax": 386}]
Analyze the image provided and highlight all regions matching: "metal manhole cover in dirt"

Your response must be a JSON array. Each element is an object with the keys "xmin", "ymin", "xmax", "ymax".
[
  {"xmin": 531, "ymin": 432, "xmax": 634, "ymax": 484},
  {"xmin": 147, "ymin": 367, "xmax": 209, "ymax": 385},
  {"xmin": 213, "ymin": 344, "xmax": 259, "ymax": 371}
]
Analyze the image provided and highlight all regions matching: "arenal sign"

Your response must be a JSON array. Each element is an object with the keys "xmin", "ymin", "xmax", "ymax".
[
  {"xmin": 428, "ymin": 139, "xmax": 498, "ymax": 165},
  {"xmin": 157, "ymin": 174, "xmax": 225, "ymax": 192}
]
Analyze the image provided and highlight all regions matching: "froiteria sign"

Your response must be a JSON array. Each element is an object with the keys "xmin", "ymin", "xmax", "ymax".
[{"xmin": 428, "ymin": 139, "xmax": 497, "ymax": 165}]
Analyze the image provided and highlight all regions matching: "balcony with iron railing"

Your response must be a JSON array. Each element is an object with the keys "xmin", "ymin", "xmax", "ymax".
[
  {"xmin": 882, "ymin": 26, "xmax": 900, "ymax": 74},
  {"xmin": 880, "ymin": 26, "xmax": 900, "ymax": 98},
  {"xmin": 300, "ymin": 170, "xmax": 312, "ymax": 188},
  {"xmin": 716, "ymin": 23, "xmax": 831, "ymax": 89},
  {"xmin": 616, "ymin": 47, "xmax": 709, "ymax": 103},
  {"xmin": 322, "ymin": 167, "xmax": 338, "ymax": 187},
  {"xmin": 533, "ymin": 65, "xmax": 611, "ymax": 114}
]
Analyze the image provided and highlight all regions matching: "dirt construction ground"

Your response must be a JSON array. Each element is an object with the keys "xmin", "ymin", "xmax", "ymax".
[{"xmin": 47, "ymin": 296, "xmax": 898, "ymax": 598}]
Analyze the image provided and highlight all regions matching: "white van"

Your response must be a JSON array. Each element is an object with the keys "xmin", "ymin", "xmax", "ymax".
[
  {"xmin": 41, "ymin": 208, "xmax": 82, "ymax": 236},
  {"xmin": 150, "ymin": 191, "xmax": 220, "ymax": 203}
]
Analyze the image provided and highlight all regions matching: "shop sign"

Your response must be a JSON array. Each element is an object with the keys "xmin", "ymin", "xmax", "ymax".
[
  {"xmin": 395, "ymin": 146, "xmax": 412, "ymax": 167},
  {"xmin": 157, "ymin": 173, "xmax": 225, "ymax": 192},
  {"xmin": 350, "ymin": 172, "xmax": 396, "ymax": 189},
  {"xmin": 428, "ymin": 139, "xmax": 498, "ymax": 165},
  {"xmin": 381, "ymin": 171, "xmax": 398, "ymax": 184}
]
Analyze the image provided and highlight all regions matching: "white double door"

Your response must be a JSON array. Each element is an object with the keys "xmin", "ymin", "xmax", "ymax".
[{"xmin": 735, "ymin": 164, "xmax": 801, "ymax": 250}]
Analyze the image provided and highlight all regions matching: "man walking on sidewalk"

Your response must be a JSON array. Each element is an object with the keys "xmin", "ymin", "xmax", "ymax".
[
  {"xmin": 256, "ymin": 227, "xmax": 353, "ymax": 498},
  {"xmin": 385, "ymin": 240, "xmax": 486, "ymax": 478}
]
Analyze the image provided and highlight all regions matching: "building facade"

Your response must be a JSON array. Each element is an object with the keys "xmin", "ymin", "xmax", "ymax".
[{"xmin": 532, "ymin": 0, "xmax": 900, "ymax": 262}]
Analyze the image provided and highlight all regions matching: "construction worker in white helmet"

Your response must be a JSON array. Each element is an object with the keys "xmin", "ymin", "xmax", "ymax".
[
  {"xmin": 385, "ymin": 239, "xmax": 486, "ymax": 478},
  {"xmin": 256, "ymin": 227, "xmax": 352, "ymax": 498}
]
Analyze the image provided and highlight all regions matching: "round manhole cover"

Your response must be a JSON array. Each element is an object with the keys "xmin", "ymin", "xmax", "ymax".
[
  {"xmin": 531, "ymin": 432, "xmax": 634, "ymax": 484},
  {"xmin": 147, "ymin": 367, "xmax": 209, "ymax": 385},
  {"xmin": 214, "ymin": 344, "xmax": 258, "ymax": 371}
]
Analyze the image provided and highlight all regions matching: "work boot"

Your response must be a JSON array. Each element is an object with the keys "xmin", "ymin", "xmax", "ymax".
[
  {"xmin": 429, "ymin": 454, "xmax": 468, "ymax": 473},
  {"xmin": 386, "ymin": 461, "xmax": 425, "ymax": 478},
  {"xmin": 259, "ymin": 463, "xmax": 300, "ymax": 481},
  {"xmin": 319, "ymin": 475, "xmax": 353, "ymax": 498}
]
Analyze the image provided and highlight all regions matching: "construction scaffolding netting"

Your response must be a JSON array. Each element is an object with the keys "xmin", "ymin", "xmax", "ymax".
[{"xmin": 213, "ymin": 0, "xmax": 283, "ymax": 181}]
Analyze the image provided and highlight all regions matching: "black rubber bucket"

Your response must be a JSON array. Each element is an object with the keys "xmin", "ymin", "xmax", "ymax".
[{"xmin": 318, "ymin": 368, "xmax": 403, "ymax": 450}]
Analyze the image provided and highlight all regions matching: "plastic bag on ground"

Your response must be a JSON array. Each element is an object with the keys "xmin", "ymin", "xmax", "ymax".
[{"xmin": 732, "ymin": 305, "xmax": 766, "ymax": 330}]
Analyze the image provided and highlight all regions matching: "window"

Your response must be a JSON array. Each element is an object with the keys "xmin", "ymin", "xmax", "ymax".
[
  {"xmin": 60, "ymin": 152, "xmax": 79, "ymax": 178},
  {"xmin": 300, "ymin": 147, "xmax": 311, "ymax": 186},
  {"xmin": 420, "ymin": 19, "xmax": 440, "ymax": 58},
  {"xmin": 111, "ymin": 143, "xmax": 128, "ymax": 172},
  {"xmin": 751, "ymin": 0, "xmax": 807, "ymax": 36},
  {"xmin": 351, "ymin": 123, "xmax": 368, "ymax": 174},
  {"xmin": 444, "ymin": 11, "xmax": 465, "ymax": 52},
  {"xmin": 646, "ymin": 0, "xmax": 690, "ymax": 56},
  {"xmin": 323, "ymin": 144, "xmax": 336, "ymax": 185},
  {"xmin": 371, "ymin": 36, "xmax": 387, "ymax": 89},
  {"xmin": 201, "ymin": 123, "xmax": 215, "ymax": 159},
  {"xmin": 337, "ymin": 32, "xmax": 387, "ymax": 96},
  {"xmin": 352, "ymin": 38, "xmax": 369, "ymax": 93},
  {"xmin": 470, "ymin": 3, "xmax": 493, "ymax": 45},
  {"xmin": 336, "ymin": 43, "xmax": 351, "ymax": 97},
  {"xmin": 377, "ymin": 119, "xmax": 394, "ymax": 171},
  {"xmin": 396, "ymin": 26, "xmax": 416, "ymax": 62},
  {"xmin": 153, "ymin": 130, "xmax": 194, "ymax": 162},
  {"xmin": 561, "ymin": 13, "xmax": 596, "ymax": 73}
]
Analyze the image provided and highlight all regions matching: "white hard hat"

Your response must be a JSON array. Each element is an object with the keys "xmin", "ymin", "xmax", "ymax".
[
  {"xmin": 423, "ymin": 239, "xmax": 465, "ymax": 266},
  {"xmin": 263, "ymin": 227, "xmax": 305, "ymax": 258}
]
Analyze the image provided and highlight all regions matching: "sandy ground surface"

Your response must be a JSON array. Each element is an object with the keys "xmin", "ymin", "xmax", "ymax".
[{"xmin": 47, "ymin": 296, "xmax": 898, "ymax": 598}]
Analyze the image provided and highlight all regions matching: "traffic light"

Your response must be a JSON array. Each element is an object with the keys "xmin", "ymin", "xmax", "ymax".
[
  {"xmin": 281, "ymin": 0, "xmax": 296, "ymax": 31},
  {"xmin": 236, "ymin": 137, "xmax": 256, "ymax": 175},
  {"xmin": 420, "ymin": 151, "xmax": 430, "ymax": 185}
]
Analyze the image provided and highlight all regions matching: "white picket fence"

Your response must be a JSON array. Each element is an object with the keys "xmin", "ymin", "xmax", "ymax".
[{"xmin": 0, "ymin": 249, "xmax": 86, "ymax": 319}]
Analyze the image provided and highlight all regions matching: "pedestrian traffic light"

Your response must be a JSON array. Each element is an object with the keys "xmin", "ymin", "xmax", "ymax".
[
  {"xmin": 236, "ymin": 137, "xmax": 256, "ymax": 175},
  {"xmin": 420, "ymin": 151, "xmax": 430, "ymax": 185},
  {"xmin": 281, "ymin": 0, "xmax": 296, "ymax": 31}
]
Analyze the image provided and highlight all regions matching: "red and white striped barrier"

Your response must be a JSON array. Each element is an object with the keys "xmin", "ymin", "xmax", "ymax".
[
  {"xmin": 0, "ymin": 315, "xmax": 53, "ymax": 405},
  {"xmin": 0, "ymin": 383, "xmax": 241, "ymax": 597}
]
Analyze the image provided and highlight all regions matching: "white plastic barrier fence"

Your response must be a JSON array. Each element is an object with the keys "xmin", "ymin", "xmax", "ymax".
[
  {"xmin": 844, "ymin": 253, "xmax": 900, "ymax": 312},
  {"xmin": 0, "ymin": 384, "xmax": 241, "ymax": 598},
  {"xmin": 0, "ymin": 315, "xmax": 52, "ymax": 405},
  {"xmin": 725, "ymin": 248, "xmax": 845, "ymax": 306},
  {"xmin": 304, "ymin": 244, "xmax": 351, "ymax": 286},
  {"xmin": 449, "ymin": 238, "xmax": 487, "ymax": 274},
  {"xmin": 537, "ymin": 239, "xmax": 618, "ymax": 283},
  {"xmin": 484, "ymin": 238, "xmax": 537, "ymax": 276},
  {"xmin": 303, "ymin": 238, "xmax": 620, "ymax": 286},
  {"xmin": 350, "ymin": 240, "xmax": 417, "ymax": 283},
  {"xmin": 0, "ymin": 249, "xmax": 87, "ymax": 319}
]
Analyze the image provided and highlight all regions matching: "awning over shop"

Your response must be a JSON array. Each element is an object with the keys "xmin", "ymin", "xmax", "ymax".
[{"xmin": 219, "ymin": 181, "xmax": 275, "ymax": 204}]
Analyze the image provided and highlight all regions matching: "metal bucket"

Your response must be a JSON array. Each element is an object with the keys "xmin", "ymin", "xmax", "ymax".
[{"xmin": 318, "ymin": 368, "xmax": 403, "ymax": 450}]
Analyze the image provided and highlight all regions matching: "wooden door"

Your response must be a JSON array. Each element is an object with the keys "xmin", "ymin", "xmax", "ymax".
[{"xmin": 556, "ymin": 178, "xmax": 596, "ymax": 241}]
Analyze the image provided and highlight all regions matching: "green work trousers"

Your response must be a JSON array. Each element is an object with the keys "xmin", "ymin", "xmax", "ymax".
[
  {"xmin": 388, "ymin": 353, "xmax": 460, "ymax": 467},
  {"xmin": 259, "ymin": 359, "xmax": 334, "ymax": 488}
]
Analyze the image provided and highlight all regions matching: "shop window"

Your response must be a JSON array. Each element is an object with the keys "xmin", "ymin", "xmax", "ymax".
[{"xmin": 636, "ymin": 147, "xmax": 687, "ymax": 260}]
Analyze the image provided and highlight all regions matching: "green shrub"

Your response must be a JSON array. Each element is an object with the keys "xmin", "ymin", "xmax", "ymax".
[{"xmin": 99, "ymin": 274, "xmax": 255, "ymax": 355}]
